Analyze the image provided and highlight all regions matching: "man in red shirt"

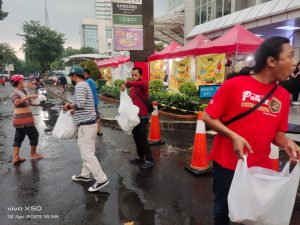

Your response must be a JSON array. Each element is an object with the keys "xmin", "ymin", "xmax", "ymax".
[
  {"xmin": 121, "ymin": 67, "xmax": 154, "ymax": 170},
  {"xmin": 203, "ymin": 37, "xmax": 300, "ymax": 225}
]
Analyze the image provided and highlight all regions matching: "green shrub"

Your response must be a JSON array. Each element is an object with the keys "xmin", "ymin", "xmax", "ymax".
[
  {"xmin": 178, "ymin": 81, "xmax": 198, "ymax": 97},
  {"xmin": 79, "ymin": 60, "xmax": 100, "ymax": 81},
  {"xmin": 149, "ymin": 80, "xmax": 164, "ymax": 92},
  {"xmin": 114, "ymin": 79, "xmax": 125, "ymax": 88},
  {"xmin": 149, "ymin": 91, "xmax": 198, "ymax": 111},
  {"xmin": 100, "ymin": 86, "xmax": 120, "ymax": 99},
  {"xmin": 199, "ymin": 103, "xmax": 208, "ymax": 111}
]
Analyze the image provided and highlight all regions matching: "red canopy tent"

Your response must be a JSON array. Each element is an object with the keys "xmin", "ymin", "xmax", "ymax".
[
  {"xmin": 148, "ymin": 41, "xmax": 182, "ymax": 61},
  {"xmin": 169, "ymin": 34, "xmax": 210, "ymax": 59},
  {"xmin": 96, "ymin": 58, "xmax": 110, "ymax": 67},
  {"xmin": 196, "ymin": 24, "xmax": 264, "ymax": 55}
]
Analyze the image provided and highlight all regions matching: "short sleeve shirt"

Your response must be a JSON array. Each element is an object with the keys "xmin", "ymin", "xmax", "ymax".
[{"xmin": 205, "ymin": 76, "xmax": 290, "ymax": 171}]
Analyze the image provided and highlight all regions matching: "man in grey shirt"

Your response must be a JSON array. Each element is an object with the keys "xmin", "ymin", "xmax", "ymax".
[{"xmin": 63, "ymin": 66, "xmax": 109, "ymax": 192}]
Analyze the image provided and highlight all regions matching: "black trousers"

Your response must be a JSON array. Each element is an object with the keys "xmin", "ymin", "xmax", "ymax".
[
  {"xmin": 213, "ymin": 161, "xmax": 234, "ymax": 225},
  {"xmin": 13, "ymin": 126, "xmax": 39, "ymax": 147},
  {"xmin": 132, "ymin": 118, "xmax": 153, "ymax": 161},
  {"xmin": 292, "ymin": 88, "xmax": 300, "ymax": 102}
]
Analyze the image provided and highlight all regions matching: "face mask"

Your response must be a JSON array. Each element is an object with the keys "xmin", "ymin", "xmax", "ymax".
[{"xmin": 72, "ymin": 79, "xmax": 76, "ymax": 86}]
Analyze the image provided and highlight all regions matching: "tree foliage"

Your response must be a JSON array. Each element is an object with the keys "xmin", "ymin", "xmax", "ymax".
[
  {"xmin": 0, "ymin": 42, "xmax": 37, "ymax": 75},
  {"xmin": 154, "ymin": 41, "xmax": 167, "ymax": 52},
  {"xmin": 63, "ymin": 46, "xmax": 97, "ymax": 58},
  {"xmin": 0, "ymin": 43, "xmax": 17, "ymax": 64},
  {"xmin": 80, "ymin": 47, "xmax": 97, "ymax": 54},
  {"xmin": 79, "ymin": 60, "xmax": 100, "ymax": 81},
  {"xmin": 19, "ymin": 21, "xmax": 65, "ymax": 73},
  {"xmin": 0, "ymin": 0, "xmax": 8, "ymax": 20}
]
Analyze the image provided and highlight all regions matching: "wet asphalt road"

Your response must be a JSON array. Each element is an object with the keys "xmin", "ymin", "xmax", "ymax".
[{"xmin": 0, "ymin": 85, "xmax": 300, "ymax": 225}]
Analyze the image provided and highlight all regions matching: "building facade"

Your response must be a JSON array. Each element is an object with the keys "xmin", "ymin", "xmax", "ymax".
[
  {"xmin": 95, "ymin": 0, "xmax": 113, "ymax": 54},
  {"xmin": 80, "ymin": 18, "xmax": 109, "ymax": 54},
  {"xmin": 186, "ymin": 0, "xmax": 300, "ymax": 60}
]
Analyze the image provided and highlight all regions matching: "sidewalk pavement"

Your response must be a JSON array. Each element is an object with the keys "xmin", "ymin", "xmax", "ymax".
[
  {"xmin": 47, "ymin": 85, "xmax": 300, "ymax": 142},
  {"xmin": 47, "ymin": 86, "xmax": 197, "ymax": 132},
  {"xmin": 46, "ymin": 86, "xmax": 119, "ymax": 119},
  {"xmin": 0, "ymin": 84, "xmax": 13, "ymax": 101}
]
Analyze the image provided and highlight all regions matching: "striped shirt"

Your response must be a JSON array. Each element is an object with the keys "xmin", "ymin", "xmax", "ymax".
[
  {"xmin": 74, "ymin": 81, "xmax": 96, "ymax": 125},
  {"xmin": 12, "ymin": 88, "xmax": 35, "ymax": 128}
]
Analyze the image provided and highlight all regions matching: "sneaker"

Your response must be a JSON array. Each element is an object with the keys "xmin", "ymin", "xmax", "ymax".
[
  {"xmin": 72, "ymin": 175, "xmax": 91, "ymax": 182},
  {"xmin": 139, "ymin": 161, "xmax": 154, "ymax": 170},
  {"xmin": 88, "ymin": 180, "xmax": 109, "ymax": 192},
  {"xmin": 129, "ymin": 157, "xmax": 145, "ymax": 165},
  {"xmin": 292, "ymin": 101, "xmax": 300, "ymax": 105}
]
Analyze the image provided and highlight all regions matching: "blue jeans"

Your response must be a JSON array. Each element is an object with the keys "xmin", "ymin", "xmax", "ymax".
[{"xmin": 213, "ymin": 161, "xmax": 234, "ymax": 225}]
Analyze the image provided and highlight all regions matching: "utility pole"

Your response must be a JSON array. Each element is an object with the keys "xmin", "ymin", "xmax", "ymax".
[{"xmin": 44, "ymin": 0, "xmax": 49, "ymax": 26}]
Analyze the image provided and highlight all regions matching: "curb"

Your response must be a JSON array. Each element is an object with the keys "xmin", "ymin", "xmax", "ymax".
[
  {"xmin": 49, "ymin": 89, "xmax": 197, "ymax": 131},
  {"xmin": 101, "ymin": 117, "xmax": 197, "ymax": 131},
  {"xmin": 48, "ymin": 89, "xmax": 72, "ymax": 103}
]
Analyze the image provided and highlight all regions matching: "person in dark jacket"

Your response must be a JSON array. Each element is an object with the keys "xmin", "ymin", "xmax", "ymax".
[
  {"xmin": 121, "ymin": 67, "xmax": 154, "ymax": 170},
  {"xmin": 290, "ymin": 61, "xmax": 300, "ymax": 105}
]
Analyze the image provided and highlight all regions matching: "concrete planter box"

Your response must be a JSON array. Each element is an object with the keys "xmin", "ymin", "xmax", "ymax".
[
  {"xmin": 100, "ymin": 95, "xmax": 199, "ymax": 121},
  {"xmin": 100, "ymin": 95, "xmax": 120, "ymax": 104}
]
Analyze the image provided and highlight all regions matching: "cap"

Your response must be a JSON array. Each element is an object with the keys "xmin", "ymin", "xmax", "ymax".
[
  {"xmin": 69, "ymin": 66, "xmax": 84, "ymax": 77},
  {"xmin": 11, "ymin": 74, "xmax": 24, "ymax": 82}
]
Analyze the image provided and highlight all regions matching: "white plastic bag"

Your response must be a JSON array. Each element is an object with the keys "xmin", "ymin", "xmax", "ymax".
[
  {"xmin": 52, "ymin": 109, "xmax": 77, "ymax": 139},
  {"xmin": 228, "ymin": 155, "xmax": 300, "ymax": 225},
  {"xmin": 31, "ymin": 94, "xmax": 47, "ymax": 105},
  {"xmin": 116, "ymin": 90, "xmax": 140, "ymax": 135}
]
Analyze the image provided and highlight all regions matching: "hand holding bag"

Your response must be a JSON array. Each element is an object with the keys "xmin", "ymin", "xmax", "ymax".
[
  {"xmin": 52, "ymin": 109, "xmax": 77, "ymax": 139},
  {"xmin": 228, "ymin": 155, "xmax": 300, "ymax": 225},
  {"xmin": 116, "ymin": 89, "xmax": 140, "ymax": 135}
]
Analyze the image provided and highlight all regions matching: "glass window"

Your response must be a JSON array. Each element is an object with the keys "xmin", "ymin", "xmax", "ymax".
[
  {"xmin": 207, "ymin": 1, "xmax": 214, "ymax": 21},
  {"xmin": 195, "ymin": 7, "xmax": 200, "ymax": 25},
  {"xmin": 224, "ymin": 0, "xmax": 231, "ymax": 15},
  {"xmin": 216, "ymin": 0, "xmax": 223, "ymax": 18},
  {"xmin": 200, "ymin": 4, "xmax": 207, "ymax": 24}
]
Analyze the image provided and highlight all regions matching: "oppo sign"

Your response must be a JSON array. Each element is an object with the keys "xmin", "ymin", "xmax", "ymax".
[
  {"xmin": 119, "ymin": 17, "xmax": 137, "ymax": 23},
  {"xmin": 113, "ymin": 15, "xmax": 142, "ymax": 25}
]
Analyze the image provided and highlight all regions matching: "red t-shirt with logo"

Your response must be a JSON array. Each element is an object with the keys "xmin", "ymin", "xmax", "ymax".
[{"xmin": 205, "ymin": 76, "xmax": 290, "ymax": 171}]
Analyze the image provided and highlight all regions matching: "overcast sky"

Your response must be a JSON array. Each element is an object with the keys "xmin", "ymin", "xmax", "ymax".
[{"xmin": 0, "ymin": 0, "xmax": 168, "ymax": 59}]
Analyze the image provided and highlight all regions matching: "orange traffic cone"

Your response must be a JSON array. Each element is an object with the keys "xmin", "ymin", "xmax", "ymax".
[
  {"xmin": 148, "ymin": 102, "xmax": 165, "ymax": 145},
  {"xmin": 269, "ymin": 144, "xmax": 279, "ymax": 172},
  {"xmin": 185, "ymin": 112, "xmax": 211, "ymax": 176}
]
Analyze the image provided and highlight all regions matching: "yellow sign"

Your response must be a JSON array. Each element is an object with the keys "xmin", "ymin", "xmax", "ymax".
[
  {"xmin": 169, "ymin": 57, "xmax": 192, "ymax": 90},
  {"xmin": 150, "ymin": 60, "xmax": 164, "ymax": 81},
  {"xmin": 102, "ymin": 67, "xmax": 113, "ymax": 86},
  {"xmin": 196, "ymin": 54, "xmax": 226, "ymax": 86}
]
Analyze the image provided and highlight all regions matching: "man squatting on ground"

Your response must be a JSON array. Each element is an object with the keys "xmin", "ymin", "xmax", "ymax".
[
  {"xmin": 63, "ymin": 66, "xmax": 109, "ymax": 192},
  {"xmin": 11, "ymin": 74, "xmax": 44, "ymax": 165},
  {"xmin": 203, "ymin": 37, "xmax": 300, "ymax": 225}
]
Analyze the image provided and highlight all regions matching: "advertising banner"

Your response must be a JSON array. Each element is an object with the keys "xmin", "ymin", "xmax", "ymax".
[
  {"xmin": 150, "ymin": 60, "xmax": 164, "ymax": 81},
  {"xmin": 195, "ymin": 54, "xmax": 226, "ymax": 87},
  {"xmin": 113, "ymin": 15, "xmax": 143, "ymax": 26},
  {"xmin": 199, "ymin": 85, "xmax": 221, "ymax": 98},
  {"xmin": 101, "ymin": 67, "xmax": 113, "ymax": 86},
  {"xmin": 112, "ymin": 3, "xmax": 142, "ymax": 15},
  {"xmin": 113, "ymin": 27, "xmax": 143, "ymax": 50},
  {"xmin": 169, "ymin": 57, "xmax": 192, "ymax": 91},
  {"xmin": 112, "ymin": 0, "xmax": 143, "ymax": 51}
]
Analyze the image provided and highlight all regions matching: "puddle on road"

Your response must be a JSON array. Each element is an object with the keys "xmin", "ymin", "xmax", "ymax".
[
  {"xmin": 160, "ymin": 144, "xmax": 191, "ymax": 157},
  {"xmin": 118, "ymin": 177, "xmax": 155, "ymax": 225}
]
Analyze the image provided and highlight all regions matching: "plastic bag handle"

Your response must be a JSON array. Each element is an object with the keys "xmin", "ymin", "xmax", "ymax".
[{"xmin": 243, "ymin": 155, "xmax": 248, "ymax": 169}]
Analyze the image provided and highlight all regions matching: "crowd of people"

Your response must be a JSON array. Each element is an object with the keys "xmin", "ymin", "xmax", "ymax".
[{"xmin": 9, "ymin": 36, "xmax": 300, "ymax": 223}]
